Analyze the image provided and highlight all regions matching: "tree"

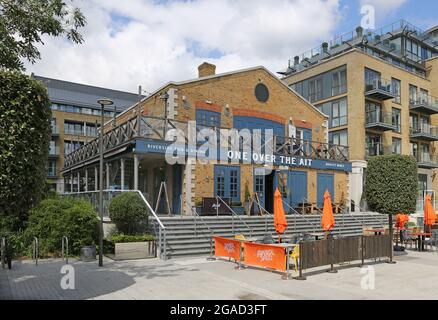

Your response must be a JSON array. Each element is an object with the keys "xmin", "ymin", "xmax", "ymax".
[
  {"xmin": 0, "ymin": 0, "xmax": 86, "ymax": 71},
  {"xmin": 364, "ymin": 154, "xmax": 418, "ymax": 261},
  {"xmin": 0, "ymin": 70, "xmax": 52, "ymax": 231},
  {"xmin": 109, "ymin": 192, "xmax": 149, "ymax": 235}
]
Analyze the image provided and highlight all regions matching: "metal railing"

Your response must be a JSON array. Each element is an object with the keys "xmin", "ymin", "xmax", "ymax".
[
  {"xmin": 349, "ymin": 200, "xmax": 385, "ymax": 228},
  {"xmin": 365, "ymin": 78, "xmax": 392, "ymax": 94},
  {"xmin": 187, "ymin": 202, "xmax": 213, "ymax": 237},
  {"xmin": 62, "ymin": 236, "xmax": 69, "ymax": 264},
  {"xmin": 365, "ymin": 143, "xmax": 392, "ymax": 157},
  {"xmin": 282, "ymin": 200, "xmax": 319, "ymax": 234},
  {"xmin": 216, "ymin": 196, "xmax": 253, "ymax": 238},
  {"xmin": 365, "ymin": 111, "xmax": 394, "ymax": 126},
  {"xmin": 62, "ymin": 189, "xmax": 168, "ymax": 260},
  {"xmin": 63, "ymin": 115, "xmax": 351, "ymax": 169},
  {"xmin": 32, "ymin": 237, "xmax": 38, "ymax": 266},
  {"xmin": 410, "ymin": 124, "xmax": 438, "ymax": 137},
  {"xmin": 409, "ymin": 95, "xmax": 438, "ymax": 109},
  {"xmin": 415, "ymin": 152, "xmax": 438, "ymax": 166}
]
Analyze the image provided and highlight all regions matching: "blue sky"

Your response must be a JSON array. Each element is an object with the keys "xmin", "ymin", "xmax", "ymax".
[{"xmin": 26, "ymin": 0, "xmax": 438, "ymax": 93}]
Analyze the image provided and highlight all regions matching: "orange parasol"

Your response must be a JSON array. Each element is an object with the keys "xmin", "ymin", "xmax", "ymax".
[
  {"xmin": 274, "ymin": 188, "xmax": 288, "ymax": 234},
  {"xmin": 424, "ymin": 194, "xmax": 437, "ymax": 227},
  {"xmin": 395, "ymin": 213, "xmax": 409, "ymax": 229},
  {"xmin": 322, "ymin": 190, "xmax": 335, "ymax": 231}
]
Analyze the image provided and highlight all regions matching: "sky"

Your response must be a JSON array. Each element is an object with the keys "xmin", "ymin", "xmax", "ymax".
[{"xmin": 25, "ymin": 0, "xmax": 438, "ymax": 94}]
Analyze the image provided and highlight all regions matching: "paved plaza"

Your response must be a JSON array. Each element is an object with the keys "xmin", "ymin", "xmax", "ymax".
[{"xmin": 1, "ymin": 250, "xmax": 438, "ymax": 300}]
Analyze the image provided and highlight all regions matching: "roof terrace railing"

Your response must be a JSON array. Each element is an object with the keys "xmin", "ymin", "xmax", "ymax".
[{"xmin": 63, "ymin": 115, "xmax": 350, "ymax": 169}]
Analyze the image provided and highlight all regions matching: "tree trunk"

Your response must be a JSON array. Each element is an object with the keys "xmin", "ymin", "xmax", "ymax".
[{"xmin": 388, "ymin": 214, "xmax": 395, "ymax": 263}]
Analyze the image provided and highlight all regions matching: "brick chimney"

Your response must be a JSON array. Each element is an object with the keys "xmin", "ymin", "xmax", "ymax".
[{"xmin": 198, "ymin": 62, "xmax": 216, "ymax": 78}]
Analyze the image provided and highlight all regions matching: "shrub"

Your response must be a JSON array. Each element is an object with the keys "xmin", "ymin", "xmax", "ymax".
[
  {"xmin": 109, "ymin": 192, "xmax": 149, "ymax": 234},
  {"xmin": 365, "ymin": 154, "xmax": 418, "ymax": 216},
  {"xmin": 0, "ymin": 71, "xmax": 52, "ymax": 232},
  {"xmin": 18, "ymin": 196, "xmax": 98, "ymax": 257}
]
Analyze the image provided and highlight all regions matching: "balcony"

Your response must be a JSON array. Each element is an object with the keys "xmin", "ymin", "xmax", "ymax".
[
  {"xmin": 64, "ymin": 129, "xmax": 85, "ymax": 136},
  {"xmin": 413, "ymin": 153, "xmax": 438, "ymax": 169},
  {"xmin": 365, "ymin": 112, "xmax": 397, "ymax": 131},
  {"xmin": 410, "ymin": 125, "xmax": 438, "ymax": 141},
  {"xmin": 365, "ymin": 143, "xmax": 391, "ymax": 158},
  {"xmin": 51, "ymin": 125, "xmax": 60, "ymax": 136},
  {"xmin": 409, "ymin": 95, "xmax": 438, "ymax": 114},
  {"xmin": 49, "ymin": 146, "xmax": 60, "ymax": 157},
  {"xmin": 364, "ymin": 78, "xmax": 396, "ymax": 101}
]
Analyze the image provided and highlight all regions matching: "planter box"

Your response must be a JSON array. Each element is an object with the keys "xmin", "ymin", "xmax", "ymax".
[{"xmin": 114, "ymin": 241, "xmax": 156, "ymax": 260}]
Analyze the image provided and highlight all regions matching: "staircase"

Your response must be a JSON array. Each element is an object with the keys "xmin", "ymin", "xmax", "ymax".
[{"xmin": 150, "ymin": 213, "xmax": 388, "ymax": 259}]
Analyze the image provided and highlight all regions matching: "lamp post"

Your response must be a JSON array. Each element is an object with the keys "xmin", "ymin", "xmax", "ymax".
[{"xmin": 97, "ymin": 98, "xmax": 114, "ymax": 267}]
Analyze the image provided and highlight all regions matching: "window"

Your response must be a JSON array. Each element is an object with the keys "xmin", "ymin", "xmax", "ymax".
[
  {"xmin": 364, "ymin": 68, "xmax": 380, "ymax": 88},
  {"xmin": 64, "ymin": 121, "xmax": 84, "ymax": 136},
  {"xmin": 409, "ymin": 84, "xmax": 418, "ymax": 104},
  {"xmin": 420, "ymin": 89, "xmax": 429, "ymax": 104},
  {"xmin": 329, "ymin": 130, "xmax": 348, "ymax": 146},
  {"xmin": 331, "ymin": 98, "xmax": 348, "ymax": 128},
  {"xmin": 365, "ymin": 101, "xmax": 382, "ymax": 124},
  {"xmin": 410, "ymin": 142, "xmax": 418, "ymax": 157},
  {"xmin": 316, "ymin": 98, "xmax": 347, "ymax": 128},
  {"xmin": 392, "ymin": 108, "xmax": 401, "ymax": 133},
  {"xmin": 47, "ymin": 160, "xmax": 56, "ymax": 176},
  {"xmin": 85, "ymin": 123, "xmax": 97, "ymax": 137},
  {"xmin": 331, "ymin": 68, "xmax": 347, "ymax": 96},
  {"xmin": 214, "ymin": 166, "xmax": 240, "ymax": 202},
  {"xmin": 196, "ymin": 110, "xmax": 220, "ymax": 127},
  {"xmin": 308, "ymin": 77, "xmax": 322, "ymax": 102},
  {"xmin": 410, "ymin": 113, "xmax": 419, "ymax": 132},
  {"xmin": 391, "ymin": 78, "xmax": 401, "ymax": 104},
  {"xmin": 392, "ymin": 138, "xmax": 401, "ymax": 154},
  {"xmin": 64, "ymin": 140, "xmax": 84, "ymax": 155},
  {"xmin": 366, "ymin": 134, "xmax": 382, "ymax": 156}
]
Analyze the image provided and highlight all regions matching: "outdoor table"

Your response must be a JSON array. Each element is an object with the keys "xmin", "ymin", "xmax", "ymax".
[
  {"xmin": 410, "ymin": 232, "xmax": 431, "ymax": 252},
  {"xmin": 365, "ymin": 228, "xmax": 385, "ymax": 235},
  {"xmin": 308, "ymin": 232, "xmax": 326, "ymax": 240}
]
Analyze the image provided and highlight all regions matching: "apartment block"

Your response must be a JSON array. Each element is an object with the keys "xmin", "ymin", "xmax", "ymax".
[
  {"xmin": 35, "ymin": 75, "xmax": 141, "ymax": 193},
  {"xmin": 281, "ymin": 20, "xmax": 438, "ymax": 212}
]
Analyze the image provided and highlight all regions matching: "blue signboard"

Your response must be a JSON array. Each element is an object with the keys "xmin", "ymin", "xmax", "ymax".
[{"xmin": 134, "ymin": 139, "xmax": 352, "ymax": 172}]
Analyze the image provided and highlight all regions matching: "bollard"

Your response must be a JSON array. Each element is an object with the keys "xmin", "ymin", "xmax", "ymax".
[
  {"xmin": 1, "ymin": 237, "xmax": 5, "ymax": 269},
  {"xmin": 294, "ymin": 243, "xmax": 306, "ymax": 280},
  {"xmin": 282, "ymin": 247, "xmax": 292, "ymax": 280},
  {"xmin": 207, "ymin": 235, "xmax": 216, "ymax": 261},
  {"xmin": 62, "ymin": 236, "xmax": 69, "ymax": 264},
  {"xmin": 32, "ymin": 237, "xmax": 38, "ymax": 266}
]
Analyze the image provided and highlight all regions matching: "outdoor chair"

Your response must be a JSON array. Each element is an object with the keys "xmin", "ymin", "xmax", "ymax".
[
  {"xmin": 234, "ymin": 234, "xmax": 246, "ymax": 241},
  {"xmin": 302, "ymin": 233, "xmax": 314, "ymax": 242},
  {"xmin": 262, "ymin": 235, "xmax": 273, "ymax": 244},
  {"xmin": 424, "ymin": 230, "xmax": 438, "ymax": 251},
  {"xmin": 400, "ymin": 230, "xmax": 415, "ymax": 249},
  {"xmin": 289, "ymin": 245, "xmax": 300, "ymax": 272}
]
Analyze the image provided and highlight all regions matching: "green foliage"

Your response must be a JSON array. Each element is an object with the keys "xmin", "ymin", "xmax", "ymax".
[
  {"xmin": 405, "ymin": 221, "xmax": 416, "ymax": 228},
  {"xmin": 0, "ymin": 0, "xmax": 86, "ymax": 70},
  {"xmin": 365, "ymin": 154, "xmax": 418, "ymax": 215},
  {"xmin": 103, "ymin": 234, "xmax": 155, "ymax": 255},
  {"xmin": 0, "ymin": 71, "xmax": 52, "ymax": 231},
  {"xmin": 17, "ymin": 196, "xmax": 98, "ymax": 257},
  {"xmin": 109, "ymin": 192, "xmax": 149, "ymax": 234}
]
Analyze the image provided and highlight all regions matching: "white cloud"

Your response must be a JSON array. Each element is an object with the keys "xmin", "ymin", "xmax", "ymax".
[{"xmin": 26, "ymin": 0, "xmax": 342, "ymax": 93}]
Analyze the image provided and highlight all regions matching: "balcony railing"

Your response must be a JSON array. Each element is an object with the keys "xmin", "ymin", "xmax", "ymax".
[
  {"xmin": 63, "ymin": 116, "xmax": 350, "ymax": 170},
  {"xmin": 413, "ymin": 153, "xmax": 438, "ymax": 168},
  {"xmin": 409, "ymin": 95, "xmax": 438, "ymax": 114},
  {"xmin": 49, "ymin": 146, "xmax": 60, "ymax": 156},
  {"xmin": 64, "ymin": 129, "xmax": 85, "ymax": 136},
  {"xmin": 364, "ymin": 78, "xmax": 396, "ymax": 100},
  {"xmin": 410, "ymin": 124, "xmax": 438, "ymax": 141},
  {"xmin": 365, "ymin": 111, "xmax": 396, "ymax": 131}
]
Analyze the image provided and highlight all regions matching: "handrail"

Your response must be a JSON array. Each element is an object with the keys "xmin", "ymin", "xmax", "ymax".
[
  {"xmin": 216, "ymin": 196, "xmax": 253, "ymax": 237},
  {"xmin": 62, "ymin": 236, "xmax": 69, "ymax": 264},
  {"xmin": 32, "ymin": 237, "xmax": 38, "ymax": 266},
  {"xmin": 282, "ymin": 200, "xmax": 319, "ymax": 233},
  {"xmin": 187, "ymin": 202, "xmax": 213, "ymax": 236},
  {"xmin": 349, "ymin": 200, "xmax": 385, "ymax": 227}
]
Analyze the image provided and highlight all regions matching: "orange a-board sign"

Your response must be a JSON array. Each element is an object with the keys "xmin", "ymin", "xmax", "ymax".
[
  {"xmin": 213, "ymin": 236, "xmax": 241, "ymax": 261},
  {"xmin": 243, "ymin": 242, "xmax": 286, "ymax": 271}
]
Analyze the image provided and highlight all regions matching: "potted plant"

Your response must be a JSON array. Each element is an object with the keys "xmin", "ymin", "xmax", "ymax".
[
  {"xmin": 108, "ymin": 192, "xmax": 155, "ymax": 260},
  {"xmin": 243, "ymin": 181, "xmax": 251, "ymax": 215}
]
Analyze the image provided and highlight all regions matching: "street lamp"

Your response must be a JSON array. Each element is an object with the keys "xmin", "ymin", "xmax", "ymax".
[{"xmin": 97, "ymin": 98, "xmax": 114, "ymax": 267}]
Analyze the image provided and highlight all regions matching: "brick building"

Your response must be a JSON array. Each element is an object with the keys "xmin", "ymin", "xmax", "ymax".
[{"xmin": 62, "ymin": 63, "xmax": 351, "ymax": 215}]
